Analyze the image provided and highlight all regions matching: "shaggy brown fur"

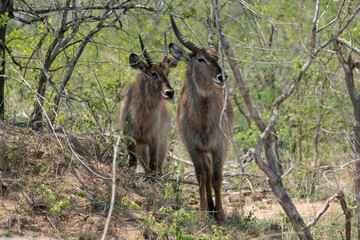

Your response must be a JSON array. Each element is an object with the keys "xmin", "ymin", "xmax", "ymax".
[
  {"xmin": 169, "ymin": 17, "xmax": 233, "ymax": 222},
  {"xmin": 119, "ymin": 43, "xmax": 178, "ymax": 176}
]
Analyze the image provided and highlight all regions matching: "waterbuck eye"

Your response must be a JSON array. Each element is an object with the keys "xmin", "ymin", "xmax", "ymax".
[
  {"xmin": 197, "ymin": 58, "xmax": 206, "ymax": 63},
  {"xmin": 151, "ymin": 71, "xmax": 158, "ymax": 78}
]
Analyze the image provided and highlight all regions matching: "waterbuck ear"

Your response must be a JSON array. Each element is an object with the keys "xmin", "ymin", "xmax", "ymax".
[
  {"xmin": 169, "ymin": 43, "xmax": 190, "ymax": 63},
  {"xmin": 129, "ymin": 53, "xmax": 147, "ymax": 71},
  {"xmin": 208, "ymin": 46, "xmax": 218, "ymax": 54},
  {"xmin": 168, "ymin": 57, "xmax": 179, "ymax": 68}
]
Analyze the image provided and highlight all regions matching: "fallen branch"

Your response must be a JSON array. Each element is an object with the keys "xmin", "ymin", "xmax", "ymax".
[
  {"xmin": 306, "ymin": 193, "xmax": 337, "ymax": 228},
  {"xmin": 168, "ymin": 178, "xmax": 198, "ymax": 186},
  {"xmin": 246, "ymin": 178, "xmax": 255, "ymax": 194},
  {"xmin": 170, "ymin": 154, "xmax": 193, "ymax": 166}
]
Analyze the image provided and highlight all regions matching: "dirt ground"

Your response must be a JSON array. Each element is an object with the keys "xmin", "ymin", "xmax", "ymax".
[{"xmin": 0, "ymin": 121, "xmax": 347, "ymax": 239}]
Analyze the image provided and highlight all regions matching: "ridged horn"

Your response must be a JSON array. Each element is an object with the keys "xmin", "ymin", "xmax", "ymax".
[
  {"xmin": 162, "ymin": 32, "xmax": 168, "ymax": 63},
  {"xmin": 170, "ymin": 15, "xmax": 201, "ymax": 53},
  {"xmin": 139, "ymin": 34, "xmax": 154, "ymax": 66}
]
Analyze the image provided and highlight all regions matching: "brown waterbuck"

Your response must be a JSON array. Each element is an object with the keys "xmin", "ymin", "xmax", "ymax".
[
  {"xmin": 118, "ymin": 34, "xmax": 178, "ymax": 175},
  {"xmin": 169, "ymin": 16, "xmax": 233, "ymax": 222}
]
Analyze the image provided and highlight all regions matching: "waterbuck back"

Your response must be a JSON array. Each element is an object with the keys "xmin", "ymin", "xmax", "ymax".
[
  {"xmin": 169, "ymin": 16, "xmax": 233, "ymax": 222},
  {"xmin": 119, "ymin": 35, "xmax": 178, "ymax": 175}
]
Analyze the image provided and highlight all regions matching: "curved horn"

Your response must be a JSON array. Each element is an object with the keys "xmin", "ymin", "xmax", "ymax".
[
  {"xmin": 207, "ymin": 15, "xmax": 216, "ymax": 49},
  {"xmin": 170, "ymin": 15, "xmax": 201, "ymax": 53},
  {"xmin": 139, "ymin": 34, "xmax": 154, "ymax": 66},
  {"xmin": 162, "ymin": 32, "xmax": 168, "ymax": 63}
]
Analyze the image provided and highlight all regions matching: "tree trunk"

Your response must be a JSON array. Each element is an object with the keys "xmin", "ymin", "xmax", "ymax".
[
  {"xmin": 29, "ymin": 73, "xmax": 47, "ymax": 129},
  {"xmin": 334, "ymin": 40, "xmax": 360, "ymax": 240},
  {"xmin": 50, "ymin": 9, "xmax": 110, "ymax": 124},
  {"xmin": 29, "ymin": 0, "xmax": 69, "ymax": 130},
  {"xmin": 269, "ymin": 178, "xmax": 313, "ymax": 239},
  {"xmin": 262, "ymin": 136, "xmax": 313, "ymax": 239},
  {"xmin": 353, "ymin": 121, "xmax": 360, "ymax": 240},
  {"xmin": 0, "ymin": 21, "xmax": 6, "ymax": 120},
  {"xmin": 0, "ymin": 0, "xmax": 12, "ymax": 119},
  {"xmin": 310, "ymin": 78, "xmax": 325, "ymax": 197}
]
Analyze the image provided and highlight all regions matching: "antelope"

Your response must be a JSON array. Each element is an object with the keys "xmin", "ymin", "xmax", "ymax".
[
  {"xmin": 169, "ymin": 16, "xmax": 234, "ymax": 222},
  {"xmin": 118, "ymin": 34, "xmax": 178, "ymax": 176}
]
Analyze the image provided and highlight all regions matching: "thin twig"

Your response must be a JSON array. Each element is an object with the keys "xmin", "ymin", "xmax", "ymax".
[
  {"xmin": 46, "ymin": 214, "xmax": 60, "ymax": 234},
  {"xmin": 316, "ymin": 0, "xmax": 346, "ymax": 33},
  {"xmin": 102, "ymin": 136, "xmax": 120, "ymax": 240}
]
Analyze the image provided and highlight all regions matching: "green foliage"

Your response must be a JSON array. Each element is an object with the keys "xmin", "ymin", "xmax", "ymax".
[
  {"xmin": 234, "ymin": 123, "xmax": 261, "ymax": 151},
  {"xmin": 243, "ymin": 210, "xmax": 257, "ymax": 227},
  {"xmin": 50, "ymin": 195, "xmax": 73, "ymax": 213},
  {"xmin": 40, "ymin": 184, "xmax": 57, "ymax": 202},
  {"xmin": 119, "ymin": 197, "xmax": 140, "ymax": 211},
  {"xmin": 138, "ymin": 208, "xmax": 199, "ymax": 239},
  {"xmin": 211, "ymin": 225, "xmax": 231, "ymax": 240},
  {"xmin": 0, "ymin": 12, "xmax": 9, "ymax": 26}
]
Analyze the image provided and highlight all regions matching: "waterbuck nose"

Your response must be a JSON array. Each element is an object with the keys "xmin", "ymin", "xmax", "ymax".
[
  {"xmin": 216, "ymin": 73, "xmax": 228, "ymax": 83},
  {"xmin": 164, "ymin": 89, "xmax": 175, "ymax": 99}
]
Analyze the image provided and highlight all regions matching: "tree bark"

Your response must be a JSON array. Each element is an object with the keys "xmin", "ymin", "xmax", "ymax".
[
  {"xmin": 0, "ymin": 21, "xmax": 6, "ymax": 120},
  {"xmin": 29, "ymin": 0, "xmax": 71, "ymax": 129},
  {"xmin": 334, "ymin": 39, "xmax": 360, "ymax": 240},
  {"xmin": 338, "ymin": 190, "xmax": 352, "ymax": 240},
  {"xmin": 310, "ymin": 78, "xmax": 326, "ymax": 197},
  {"xmin": 0, "ymin": 0, "xmax": 12, "ymax": 119}
]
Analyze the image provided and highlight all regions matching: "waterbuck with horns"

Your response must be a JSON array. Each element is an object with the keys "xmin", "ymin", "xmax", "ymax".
[
  {"xmin": 169, "ymin": 16, "xmax": 233, "ymax": 222},
  {"xmin": 118, "ymin": 34, "xmax": 178, "ymax": 176}
]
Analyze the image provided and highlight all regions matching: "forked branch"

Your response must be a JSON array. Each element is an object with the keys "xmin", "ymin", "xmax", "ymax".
[{"xmin": 211, "ymin": 0, "xmax": 360, "ymax": 239}]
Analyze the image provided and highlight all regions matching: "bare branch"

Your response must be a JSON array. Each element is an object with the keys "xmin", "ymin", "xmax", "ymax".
[
  {"xmin": 337, "ymin": 37, "xmax": 360, "ymax": 56},
  {"xmin": 13, "ymin": 2, "xmax": 185, "ymax": 19},
  {"xmin": 319, "ymin": 4, "xmax": 360, "ymax": 50},
  {"xmin": 101, "ymin": 137, "xmax": 120, "ymax": 240},
  {"xmin": 51, "ymin": 8, "xmax": 119, "ymax": 123},
  {"xmin": 316, "ymin": 0, "xmax": 346, "ymax": 33},
  {"xmin": 333, "ymin": 40, "xmax": 358, "ymax": 106}
]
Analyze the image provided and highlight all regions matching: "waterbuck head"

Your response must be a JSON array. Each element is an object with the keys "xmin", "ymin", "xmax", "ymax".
[
  {"xmin": 169, "ymin": 16, "xmax": 227, "ymax": 93},
  {"xmin": 129, "ymin": 34, "xmax": 178, "ymax": 100}
]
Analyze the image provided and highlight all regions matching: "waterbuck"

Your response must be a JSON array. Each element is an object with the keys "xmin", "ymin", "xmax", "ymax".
[
  {"xmin": 119, "ymin": 34, "xmax": 178, "ymax": 176},
  {"xmin": 169, "ymin": 16, "xmax": 233, "ymax": 222}
]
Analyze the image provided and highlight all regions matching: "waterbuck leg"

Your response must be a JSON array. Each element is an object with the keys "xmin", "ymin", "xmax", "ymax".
[
  {"xmin": 127, "ymin": 141, "xmax": 137, "ymax": 169},
  {"xmin": 204, "ymin": 154, "xmax": 215, "ymax": 213},
  {"xmin": 136, "ymin": 145, "xmax": 150, "ymax": 174},
  {"xmin": 188, "ymin": 147, "xmax": 207, "ymax": 211},
  {"xmin": 156, "ymin": 140, "xmax": 168, "ymax": 176},
  {"xmin": 148, "ymin": 140, "xmax": 158, "ymax": 175},
  {"xmin": 212, "ymin": 149, "xmax": 226, "ymax": 222}
]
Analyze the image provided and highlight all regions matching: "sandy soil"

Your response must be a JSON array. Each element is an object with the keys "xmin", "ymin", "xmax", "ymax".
[{"xmin": 0, "ymin": 121, "xmax": 347, "ymax": 239}]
